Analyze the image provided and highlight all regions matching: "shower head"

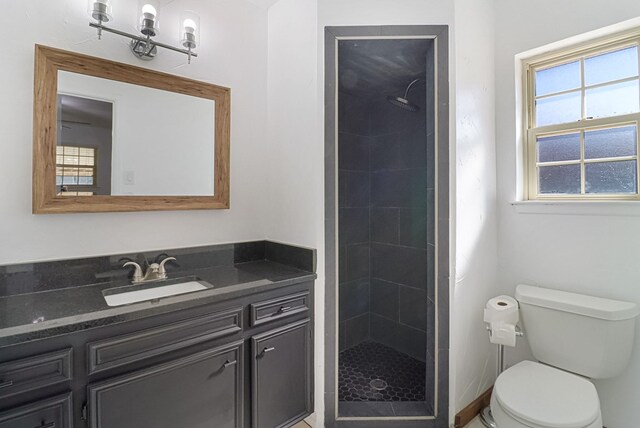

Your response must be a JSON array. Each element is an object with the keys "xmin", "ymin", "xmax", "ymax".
[
  {"xmin": 386, "ymin": 95, "xmax": 420, "ymax": 112},
  {"xmin": 387, "ymin": 78, "xmax": 421, "ymax": 112}
]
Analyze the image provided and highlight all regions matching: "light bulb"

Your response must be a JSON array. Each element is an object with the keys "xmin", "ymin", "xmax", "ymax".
[
  {"xmin": 142, "ymin": 4, "xmax": 156, "ymax": 19},
  {"xmin": 183, "ymin": 18, "xmax": 197, "ymax": 34}
]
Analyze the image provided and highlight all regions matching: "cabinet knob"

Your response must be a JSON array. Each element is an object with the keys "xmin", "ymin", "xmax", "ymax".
[
  {"xmin": 223, "ymin": 359, "xmax": 237, "ymax": 369},
  {"xmin": 0, "ymin": 380, "xmax": 13, "ymax": 389},
  {"xmin": 36, "ymin": 422, "xmax": 56, "ymax": 428}
]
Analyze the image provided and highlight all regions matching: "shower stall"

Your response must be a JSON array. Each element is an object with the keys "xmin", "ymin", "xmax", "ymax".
[{"xmin": 325, "ymin": 26, "xmax": 449, "ymax": 426}]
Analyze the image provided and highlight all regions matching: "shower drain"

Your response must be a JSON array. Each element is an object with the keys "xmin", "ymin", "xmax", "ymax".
[{"xmin": 369, "ymin": 379, "xmax": 388, "ymax": 391}]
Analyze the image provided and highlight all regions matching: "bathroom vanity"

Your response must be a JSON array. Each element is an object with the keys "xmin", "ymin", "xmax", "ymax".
[{"xmin": 0, "ymin": 241, "xmax": 315, "ymax": 428}]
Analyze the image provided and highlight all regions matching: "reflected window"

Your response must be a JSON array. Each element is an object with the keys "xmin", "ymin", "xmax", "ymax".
[
  {"xmin": 525, "ymin": 34, "xmax": 640, "ymax": 199},
  {"xmin": 56, "ymin": 145, "xmax": 96, "ymax": 196}
]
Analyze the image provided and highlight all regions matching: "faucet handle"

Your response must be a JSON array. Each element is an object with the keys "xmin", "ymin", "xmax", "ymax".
[
  {"xmin": 123, "ymin": 261, "xmax": 143, "ymax": 283},
  {"xmin": 158, "ymin": 257, "xmax": 176, "ymax": 278}
]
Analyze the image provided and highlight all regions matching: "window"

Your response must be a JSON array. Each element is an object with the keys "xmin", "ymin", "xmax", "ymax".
[
  {"xmin": 524, "ymin": 32, "xmax": 640, "ymax": 200},
  {"xmin": 56, "ymin": 145, "xmax": 96, "ymax": 196}
]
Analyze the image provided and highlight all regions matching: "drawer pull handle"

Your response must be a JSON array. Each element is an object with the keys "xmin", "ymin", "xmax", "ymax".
[
  {"xmin": 260, "ymin": 346, "xmax": 276, "ymax": 357},
  {"xmin": 36, "ymin": 422, "xmax": 56, "ymax": 428},
  {"xmin": 0, "ymin": 380, "xmax": 13, "ymax": 389},
  {"xmin": 223, "ymin": 360, "xmax": 237, "ymax": 369},
  {"xmin": 276, "ymin": 306, "xmax": 292, "ymax": 314}
]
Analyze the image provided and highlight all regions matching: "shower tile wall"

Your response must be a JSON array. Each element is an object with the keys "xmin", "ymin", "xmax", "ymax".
[
  {"xmin": 338, "ymin": 87, "xmax": 434, "ymax": 365},
  {"xmin": 369, "ymin": 89, "xmax": 430, "ymax": 363},
  {"xmin": 339, "ymin": 92, "xmax": 372, "ymax": 351}
]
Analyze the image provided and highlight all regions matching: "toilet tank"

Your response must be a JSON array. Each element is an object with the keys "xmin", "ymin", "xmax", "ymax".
[{"xmin": 516, "ymin": 284, "xmax": 639, "ymax": 379}]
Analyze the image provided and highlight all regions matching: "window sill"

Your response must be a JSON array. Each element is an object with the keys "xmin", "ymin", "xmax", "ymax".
[{"xmin": 511, "ymin": 200, "xmax": 640, "ymax": 216}]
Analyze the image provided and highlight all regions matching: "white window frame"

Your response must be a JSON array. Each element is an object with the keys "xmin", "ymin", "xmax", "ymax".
[{"xmin": 523, "ymin": 30, "xmax": 640, "ymax": 201}]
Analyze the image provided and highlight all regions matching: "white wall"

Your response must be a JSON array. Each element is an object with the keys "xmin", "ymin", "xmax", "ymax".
[
  {"xmin": 265, "ymin": 0, "xmax": 322, "ymax": 425},
  {"xmin": 0, "ymin": 0, "xmax": 269, "ymax": 264},
  {"xmin": 494, "ymin": 2, "xmax": 640, "ymax": 427},
  {"xmin": 451, "ymin": 0, "xmax": 498, "ymax": 418}
]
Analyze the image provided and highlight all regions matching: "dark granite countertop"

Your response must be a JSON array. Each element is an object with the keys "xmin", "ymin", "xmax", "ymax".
[{"xmin": 0, "ymin": 241, "xmax": 317, "ymax": 346}]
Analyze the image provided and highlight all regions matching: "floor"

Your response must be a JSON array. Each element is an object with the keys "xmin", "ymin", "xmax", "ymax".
[
  {"xmin": 339, "ymin": 341, "xmax": 426, "ymax": 402},
  {"xmin": 292, "ymin": 413, "xmax": 484, "ymax": 427}
]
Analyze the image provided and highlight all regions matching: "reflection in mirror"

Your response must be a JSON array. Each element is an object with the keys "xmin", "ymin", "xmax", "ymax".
[
  {"xmin": 57, "ymin": 70, "xmax": 215, "ymax": 197},
  {"xmin": 57, "ymin": 95, "xmax": 113, "ymax": 196}
]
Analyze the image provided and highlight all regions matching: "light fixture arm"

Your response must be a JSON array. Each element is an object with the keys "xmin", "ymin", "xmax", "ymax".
[{"xmin": 89, "ymin": 22, "xmax": 198, "ymax": 61}]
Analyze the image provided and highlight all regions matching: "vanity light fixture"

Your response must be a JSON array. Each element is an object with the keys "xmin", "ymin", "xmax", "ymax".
[{"xmin": 87, "ymin": 0, "xmax": 200, "ymax": 63}]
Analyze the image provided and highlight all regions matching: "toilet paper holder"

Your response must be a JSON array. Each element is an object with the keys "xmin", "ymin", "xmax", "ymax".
[{"xmin": 485, "ymin": 323, "xmax": 524, "ymax": 337}]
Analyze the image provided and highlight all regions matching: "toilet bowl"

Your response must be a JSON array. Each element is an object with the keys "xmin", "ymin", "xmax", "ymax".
[
  {"xmin": 491, "ymin": 361, "xmax": 602, "ymax": 428},
  {"xmin": 490, "ymin": 284, "xmax": 639, "ymax": 428}
]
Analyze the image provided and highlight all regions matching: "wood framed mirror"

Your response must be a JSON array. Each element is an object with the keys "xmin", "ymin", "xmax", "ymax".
[{"xmin": 33, "ymin": 45, "xmax": 230, "ymax": 214}]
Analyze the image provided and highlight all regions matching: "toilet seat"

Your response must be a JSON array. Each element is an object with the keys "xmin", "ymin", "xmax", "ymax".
[{"xmin": 494, "ymin": 361, "xmax": 600, "ymax": 428}]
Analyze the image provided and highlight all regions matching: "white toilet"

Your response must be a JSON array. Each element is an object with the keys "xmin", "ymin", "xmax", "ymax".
[{"xmin": 490, "ymin": 284, "xmax": 639, "ymax": 428}]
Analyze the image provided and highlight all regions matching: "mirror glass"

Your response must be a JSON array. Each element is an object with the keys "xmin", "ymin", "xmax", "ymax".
[{"xmin": 56, "ymin": 70, "xmax": 215, "ymax": 197}]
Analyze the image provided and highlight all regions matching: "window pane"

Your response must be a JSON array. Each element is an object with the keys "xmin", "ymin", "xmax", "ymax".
[
  {"xmin": 79, "ymin": 147, "xmax": 94, "ymax": 157},
  {"xmin": 537, "ymin": 132, "xmax": 581, "ymax": 162},
  {"xmin": 64, "ymin": 146, "xmax": 79, "ymax": 156},
  {"xmin": 586, "ymin": 80, "xmax": 640, "ymax": 118},
  {"xmin": 536, "ymin": 91, "xmax": 581, "ymax": 126},
  {"xmin": 585, "ymin": 160, "xmax": 637, "ymax": 193},
  {"xmin": 535, "ymin": 61, "xmax": 581, "ymax": 96},
  {"xmin": 79, "ymin": 156, "xmax": 94, "ymax": 166},
  {"xmin": 585, "ymin": 126, "xmax": 637, "ymax": 159},
  {"xmin": 62, "ymin": 176, "xmax": 78, "ymax": 185},
  {"xmin": 585, "ymin": 46, "xmax": 639, "ymax": 86},
  {"xmin": 539, "ymin": 164, "xmax": 581, "ymax": 194},
  {"xmin": 63, "ymin": 156, "xmax": 79, "ymax": 165}
]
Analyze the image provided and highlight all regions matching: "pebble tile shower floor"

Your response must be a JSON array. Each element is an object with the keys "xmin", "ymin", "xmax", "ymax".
[{"xmin": 338, "ymin": 341, "xmax": 426, "ymax": 402}]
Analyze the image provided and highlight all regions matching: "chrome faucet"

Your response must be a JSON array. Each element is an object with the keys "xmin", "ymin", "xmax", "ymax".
[{"xmin": 123, "ymin": 256, "xmax": 176, "ymax": 284}]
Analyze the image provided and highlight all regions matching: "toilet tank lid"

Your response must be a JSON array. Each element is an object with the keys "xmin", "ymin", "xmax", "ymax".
[{"xmin": 516, "ymin": 284, "xmax": 639, "ymax": 321}]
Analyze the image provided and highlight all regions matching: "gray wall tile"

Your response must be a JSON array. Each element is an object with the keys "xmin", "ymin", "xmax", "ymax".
[
  {"xmin": 399, "ymin": 285, "xmax": 427, "ymax": 331},
  {"xmin": 339, "ymin": 208, "xmax": 369, "ymax": 245},
  {"xmin": 345, "ymin": 243, "xmax": 370, "ymax": 282},
  {"xmin": 396, "ymin": 324, "xmax": 426, "ymax": 362},
  {"xmin": 399, "ymin": 207, "xmax": 428, "ymax": 249},
  {"xmin": 370, "ymin": 278, "xmax": 399, "ymax": 321},
  {"xmin": 339, "ymin": 133, "xmax": 371, "ymax": 172},
  {"xmin": 345, "ymin": 171, "xmax": 370, "ymax": 208},
  {"xmin": 371, "ymin": 243, "xmax": 427, "ymax": 290},
  {"xmin": 369, "ymin": 313, "xmax": 397, "ymax": 349},
  {"xmin": 339, "ymin": 279, "xmax": 370, "ymax": 321},
  {"xmin": 371, "ymin": 169, "xmax": 428, "ymax": 208},
  {"xmin": 345, "ymin": 313, "xmax": 370, "ymax": 348},
  {"xmin": 370, "ymin": 207, "xmax": 399, "ymax": 244}
]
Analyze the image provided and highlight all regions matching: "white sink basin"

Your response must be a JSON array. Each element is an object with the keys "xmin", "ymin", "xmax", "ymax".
[{"xmin": 103, "ymin": 281, "xmax": 208, "ymax": 307}]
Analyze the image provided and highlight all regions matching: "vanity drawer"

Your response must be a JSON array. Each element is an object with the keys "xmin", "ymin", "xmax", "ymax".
[
  {"xmin": 87, "ymin": 307, "xmax": 243, "ymax": 375},
  {"xmin": 250, "ymin": 292, "xmax": 310, "ymax": 326},
  {"xmin": 0, "ymin": 349, "xmax": 72, "ymax": 399},
  {"xmin": 0, "ymin": 393, "xmax": 72, "ymax": 428}
]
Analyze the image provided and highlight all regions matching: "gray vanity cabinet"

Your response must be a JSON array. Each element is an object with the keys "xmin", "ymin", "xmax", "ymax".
[
  {"xmin": 87, "ymin": 341, "xmax": 243, "ymax": 428},
  {"xmin": 0, "ymin": 281, "xmax": 314, "ymax": 428},
  {"xmin": 0, "ymin": 393, "xmax": 72, "ymax": 428},
  {"xmin": 251, "ymin": 319, "xmax": 312, "ymax": 428}
]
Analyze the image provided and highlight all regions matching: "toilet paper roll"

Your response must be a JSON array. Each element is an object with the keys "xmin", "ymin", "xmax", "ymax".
[
  {"xmin": 489, "ymin": 322, "xmax": 517, "ymax": 347},
  {"xmin": 483, "ymin": 295, "xmax": 519, "ymax": 325}
]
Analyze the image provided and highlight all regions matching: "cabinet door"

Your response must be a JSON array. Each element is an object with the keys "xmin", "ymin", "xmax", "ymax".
[
  {"xmin": 0, "ymin": 393, "xmax": 72, "ymax": 428},
  {"xmin": 88, "ymin": 341, "xmax": 243, "ymax": 428},
  {"xmin": 251, "ymin": 319, "xmax": 312, "ymax": 428}
]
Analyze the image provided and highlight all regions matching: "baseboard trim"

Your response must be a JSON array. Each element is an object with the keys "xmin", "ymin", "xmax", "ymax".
[{"xmin": 454, "ymin": 387, "xmax": 493, "ymax": 428}]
